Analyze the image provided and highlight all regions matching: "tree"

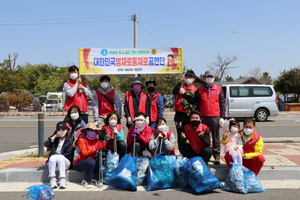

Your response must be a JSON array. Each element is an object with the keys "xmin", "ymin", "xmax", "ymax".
[
  {"xmin": 207, "ymin": 53, "xmax": 238, "ymax": 81},
  {"xmin": 224, "ymin": 75, "xmax": 234, "ymax": 82},
  {"xmin": 274, "ymin": 67, "xmax": 300, "ymax": 103},
  {"xmin": 248, "ymin": 67, "xmax": 262, "ymax": 80},
  {"xmin": 0, "ymin": 53, "xmax": 27, "ymax": 92},
  {"xmin": 260, "ymin": 72, "xmax": 272, "ymax": 84}
]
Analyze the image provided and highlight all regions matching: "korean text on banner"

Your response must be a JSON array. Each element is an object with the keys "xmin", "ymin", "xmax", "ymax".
[{"xmin": 78, "ymin": 47, "xmax": 183, "ymax": 75}]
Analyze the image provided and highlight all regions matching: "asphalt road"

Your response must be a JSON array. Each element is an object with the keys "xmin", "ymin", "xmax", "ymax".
[
  {"xmin": 1, "ymin": 189, "xmax": 300, "ymax": 200},
  {"xmin": 0, "ymin": 115, "xmax": 299, "ymax": 153}
]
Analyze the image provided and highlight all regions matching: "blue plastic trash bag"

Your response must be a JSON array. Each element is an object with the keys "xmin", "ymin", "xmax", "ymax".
[
  {"xmin": 147, "ymin": 154, "xmax": 177, "ymax": 191},
  {"xmin": 242, "ymin": 165, "xmax": 265, "ymax": 193},
  {"xmin": 223, "ymin": 163, "xmax": 265, "ymax": 194},
  {"xmin": 137, "ymin": 156, "xmax": 149, "ymax": 185},
  {"xmin": 103, "ymin": 149, "xmax": 119, "ymax": 183},
  {"xmin": 223, "ymin": 162, "xmax": 247, "ymax": 194},
  {"xmin": 165, "ymin": 155, "xmax": 177, "ymax": 171},
  {"xmin": 180, "ymin": 156, "xmax": 223, "ymax": 193},
  {"xmin": 106, "ymin": 154, "xmax": 137, "ymax": 191},
  {"xmin": 175, "ymin": 156, "xmax": 190, "ymax": 189},
  {"xmin": 25, "ymin": 184, "xmax": 54, "ymax": 200}
]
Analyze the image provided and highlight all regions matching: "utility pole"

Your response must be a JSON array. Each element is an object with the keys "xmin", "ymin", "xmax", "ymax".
[{"xmin": 133, "ymin": 14, "xmax": 138, "ymax": 77}]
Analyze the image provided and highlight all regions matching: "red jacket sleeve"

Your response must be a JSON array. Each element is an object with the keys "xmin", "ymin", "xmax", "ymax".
[
  {"xmin": 77, "ymin": 138, "xmax": 96, "ymax": 158},
  {"xmin": 136, "ymin": 126, "xmax": 152, "ymax": 146}
]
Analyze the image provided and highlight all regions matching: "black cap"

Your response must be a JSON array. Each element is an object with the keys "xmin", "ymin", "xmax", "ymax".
[
  {"xmin": 146, "ymin": 79, "xmax": 156, "ymax": 86},
  {"xmin": 56, "ymin": 121, "xmax": 68, "ymax": 130},
  {"xmin": 132, "ymin": 77, "xmax": 144, "ymax": 86}
]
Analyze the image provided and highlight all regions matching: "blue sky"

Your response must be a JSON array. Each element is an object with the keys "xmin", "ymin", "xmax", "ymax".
[{"xmin": 1, "ymin": 1, "xmax": 299, "ymax": 81}]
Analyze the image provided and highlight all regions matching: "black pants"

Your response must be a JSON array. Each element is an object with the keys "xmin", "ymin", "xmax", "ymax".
[
  {"xmin": 128, "ymin": 142, "xmax": 151, "ymax": 159},
  {"xmin": 108, "ymin": 141, "xmax": 127, "ymax": 160},
  {"xmin": 201, "ymin": 116, "xmax": 220, "ymax": 160},
  {"xmin": 81, "ymin": 114, "xmax": 89, "ymax": 124},
  {"xmin": 179, "ymin": 143, "xmax": 212, "ymax": 163}
]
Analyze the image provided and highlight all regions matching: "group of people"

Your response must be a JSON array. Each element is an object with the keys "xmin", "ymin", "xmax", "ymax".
[{"xmin": 43, "ymin": 65, "xmax": 265, "ymax": 190}]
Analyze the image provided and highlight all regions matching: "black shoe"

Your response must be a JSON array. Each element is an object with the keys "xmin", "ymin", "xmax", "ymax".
[{"xmin": 213, "ymin": 157, "xmax": 220, "ymax": 165}]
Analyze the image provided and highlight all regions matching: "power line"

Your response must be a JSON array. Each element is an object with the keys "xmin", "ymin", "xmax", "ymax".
[
  {"xmin": 138, "ymin": 22, "xmax": 164, "ymax": 47},
  {"xmin": 139, "ymin": 20, "xmax": 300, "ymax": 40}
]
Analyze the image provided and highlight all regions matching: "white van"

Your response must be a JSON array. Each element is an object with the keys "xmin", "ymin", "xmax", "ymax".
[{"xmin": 221, "ymin": 84, "xmax": 279, "ymax": 122}]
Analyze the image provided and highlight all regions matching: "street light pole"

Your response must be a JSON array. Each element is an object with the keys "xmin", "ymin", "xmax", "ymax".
[{"xmin": 133, "ymin": 14, "xmax": 138, "ymax": 77}]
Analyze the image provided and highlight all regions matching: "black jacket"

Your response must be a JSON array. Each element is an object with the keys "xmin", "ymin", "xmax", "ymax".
[{"xmin": 44, "ymin": 133, "xmax": 73, "ymax": 163}]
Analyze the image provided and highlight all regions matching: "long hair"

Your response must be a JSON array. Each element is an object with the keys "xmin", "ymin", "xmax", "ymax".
[{"xmin": 63, "ymin": 105, "xmax": 83, "ymax": 125}]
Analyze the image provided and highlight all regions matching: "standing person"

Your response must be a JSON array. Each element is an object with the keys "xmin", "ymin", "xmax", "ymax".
[
  {"xmin": 172, "ymin": 70, "xmax": 197, "ymax": 141},
  {"xmin": 44, "ymin": 121, "xmax": 73, "ymax": 189},
  {"xmin": 224, "ymin": 118, "xmax": 265, "ymax": 175},
  {"xmin": 92, "ymin": 75, "xmax": 122, "ymax": 128},
  {"xmin": 100, "ymin": 111, "xmax": 127, "ymax": 159},
  {"xmin": 179, "ymin": 111, "xmax": 212, "ymax": 164},
  {"xmin": 149, "ymin": 117, "xmax": 176, "ymax": 156},
  {"xmin": 127, "ymin": 112, "xmax": 152, "ymax": 158},
  {"xmin": 63, "ymin": 65, "xmax": 93, "ymax": 124},
  {"xmin": 195, "ymin": 69, "xmax": 225, "ymax": 165},
  {"xmin": 221, "ymin": 119, "xmax": 243, "ymax": 165},
  {"xmin": 124, "ymin": 77, "xmax": 149, "ymax": 129},
  {"xmin": 73, "ymin": 123, "xmax": 106, "ymax": 188},
  {"xmin": 146, "ymin": 79, "xmax": 164, "ymax": 129}
]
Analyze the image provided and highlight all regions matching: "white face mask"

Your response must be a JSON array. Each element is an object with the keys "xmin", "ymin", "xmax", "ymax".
[
  {"xmin": 185, "ymin": 78, "xmax": 194, "ymax": 85},
  {"xmin": 101, "ymin": 82, "xmax": 109, "ymax": 89},
  {"xmin": 70, "ymin": 113, "xmax": 79, "ymax": 120},
  {"xmin": 58, "ymin": 130, "xmax": 67, "ymax": 137},
  {"xmin": 109, "ymin": 119, "xmax": 117, "ymax": 126},
  {"xmin": 205, "ymin": 77, "xmax": 215, "ymax": 84},
  {"xmin": 70, "ymin": 73, "xmax": 78, "ymax": 80},
  {"xmin": 158, "ymin": 125, "xmax": 167, "ymax": 132},
  {"xmin": 231, "ymin": 127, "xmax": 238, "ymax": 134},
  {"xmin": 244, "ymin": 128, "xmax": 253, "ymax": 135},
  {"xmin": 135, "ymin": 121, "xmax": 145, "ymax": 129}
]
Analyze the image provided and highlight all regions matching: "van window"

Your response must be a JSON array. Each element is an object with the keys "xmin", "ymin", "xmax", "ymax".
[
  {"xmin": 230, "ymin": 87, "xmax": 250, "ymax": 97},
  {"xmin": 253, "ymin": 87, "xmax": 272, "ymax": 96}
]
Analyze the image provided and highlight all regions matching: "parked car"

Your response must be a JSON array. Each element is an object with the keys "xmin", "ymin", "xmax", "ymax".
[
  {"xmin": 42, "ymin": 99, "xmax": 62, "ymax": 112},
  {"xmin": 18, "ymin": 99, "xmax": 42, "ymax": 112},
  {"xmin": 221, "ymin": 84, "xmax": 279, "ymax": 122}
]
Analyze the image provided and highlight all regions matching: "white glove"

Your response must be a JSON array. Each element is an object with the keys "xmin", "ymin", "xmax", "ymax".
[
  {"xmin": 127, "ymin": 117, "xmax": 132, "ymax": 124},
  {"xmin": 94, "ymin": 121, "xmax": 99, "ymax": 128},
  {"xmin": 179, "ymin": 88, "xmax": 185, "ymax": 94},
  {"xmin": 145, "ymin": 117, "xmax": 149, "ymax": 125},
  {"xmin": 112, "ymin": 127, "xmax": 118, "ymax": 134}
]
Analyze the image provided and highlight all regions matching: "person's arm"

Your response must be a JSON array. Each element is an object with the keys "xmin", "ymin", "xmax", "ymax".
[
  {"xmin": 172, "ymin": 82, "xmax": 181, "ymax": 95},
  {"xmin": 115, "ymin": 127, "xmax": 125, "ymax": 141},
  {"xmin": 200, "ymin": 127, "xmax": 211, "ymax": 147},
  {"xmin": 83, "ymin": 84, "xmax": 93, "ymax": 100},
  {"xmin": 237, "ymin": 135, "xmax": 243, "ymax": 150},
  {"xmin": 92, "ymin": 90, "xmax": 99, "ymax": 123},
  {"xmin": 164, "ymin": 132, "xmax": 175, "ymax": 150},
  {"xmin": 124, "ymin": 95, "xmax": 130, "ymax": 118},
  {"xmin": 219, "ymin": 88, "xmax": 226, "ymax": 118},
  {"xmin": 136, "ymin": 126, "xmax": 152, "ymax": 146},
  {"xmin": 148, "ymin": 132, "xmax": 159, "ymax": 150},
  {"xmin": 63, "ymin": 82, "xmax": 77, "ymax": 97},
  {"xmin": 157, "ymin": 95, "xmax": 164, "ymax": 118},
  {"xmin": 244, "ymin": 137, "xmax": 264, "ymax": 159},
  {"xmin": 114, "ymin": 90, "xmax": 122, "ymax": 119}
]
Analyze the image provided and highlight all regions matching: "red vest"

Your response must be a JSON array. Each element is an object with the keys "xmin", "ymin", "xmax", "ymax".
[
  {"xmin": 198, "ymin": 84, "xmax": 222, "ymax": 117},
  {"xmin": 175, "ymin": 84, "xmax": 197, "ymax": 113},
  {"xmin": 64, "ymin": 80, "xmax": 88, "ymax": 112},
  {"xmin": 96, "ymin": 89, "xmax": 115, "ymax": 116},
  {"xmin": 148, "ymin": 92, "xmax": 161, "ymax": 122},
  {"xmin": 125, "ymin": 91, "xmax": 147, "ymax": 119},
  {"xmin": 184, "ymin": 123, "xmax": 208, "ymax": 153},
  {"xmin": 241, "ymin": 130, "xmax": 261, "ymax": 153}
]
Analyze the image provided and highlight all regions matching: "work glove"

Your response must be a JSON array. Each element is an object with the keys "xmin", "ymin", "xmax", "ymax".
[
  {"xmin": 179, "ymin": 88, "xmax": 185, "ymax": 94},
  {"xmin": 127, "ymin": 117, "xmax": 132, "ymax": 125},
  {"xmin": 145, "ymin": 117, "xmax": 149, "ymax": 125},
  {"xmin": 132, "ymin": 128, "xmax": 140, "ymax": 138}
]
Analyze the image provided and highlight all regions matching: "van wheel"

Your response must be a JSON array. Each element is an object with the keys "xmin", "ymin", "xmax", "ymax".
[{"xmin": 255, "ymin": 109, "xmax": 268, "ymax": 122}]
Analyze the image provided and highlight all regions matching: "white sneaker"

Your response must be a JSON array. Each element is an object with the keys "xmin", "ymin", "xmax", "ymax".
[
  {"xmin": 82, "ymin": 180, "xmax": 92, "ymax": 188},
  {"xmin": 59, "ymin": 178, "xmax": 67, "ymax": 189},
  {"xmin": 49, "ymin": 177, "xmax": 58, "ymax": 189}
]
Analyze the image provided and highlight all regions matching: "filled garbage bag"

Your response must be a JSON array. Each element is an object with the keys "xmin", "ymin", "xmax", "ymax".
[
  {"xmin": 103, "ymin": 150, "xmax": 119, "ymax": 183},
  {"xmin": 136, "ymin": 156, "xmax": 150, "ymax": 185},
  {"xmin": 223, "ymin": 162, "xmax": 265, "ymax": 194},
  {"xmin": 25, "ymin": 184, "xmax": 54, "ymax": 200},
  {"xmin": 147, "ymin": 154, "xmax": 177, "ymax": 191},
  {"xmin": 175, "ymin": 156, "xmax": 190, "ymax": 189},
  {"xmin": 180, "ymin": 156, "xmax": 223, "ymax": 193},
  {"xmin": 106, "ymin": 154, "xmax": 137, "ymax": 191}
]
